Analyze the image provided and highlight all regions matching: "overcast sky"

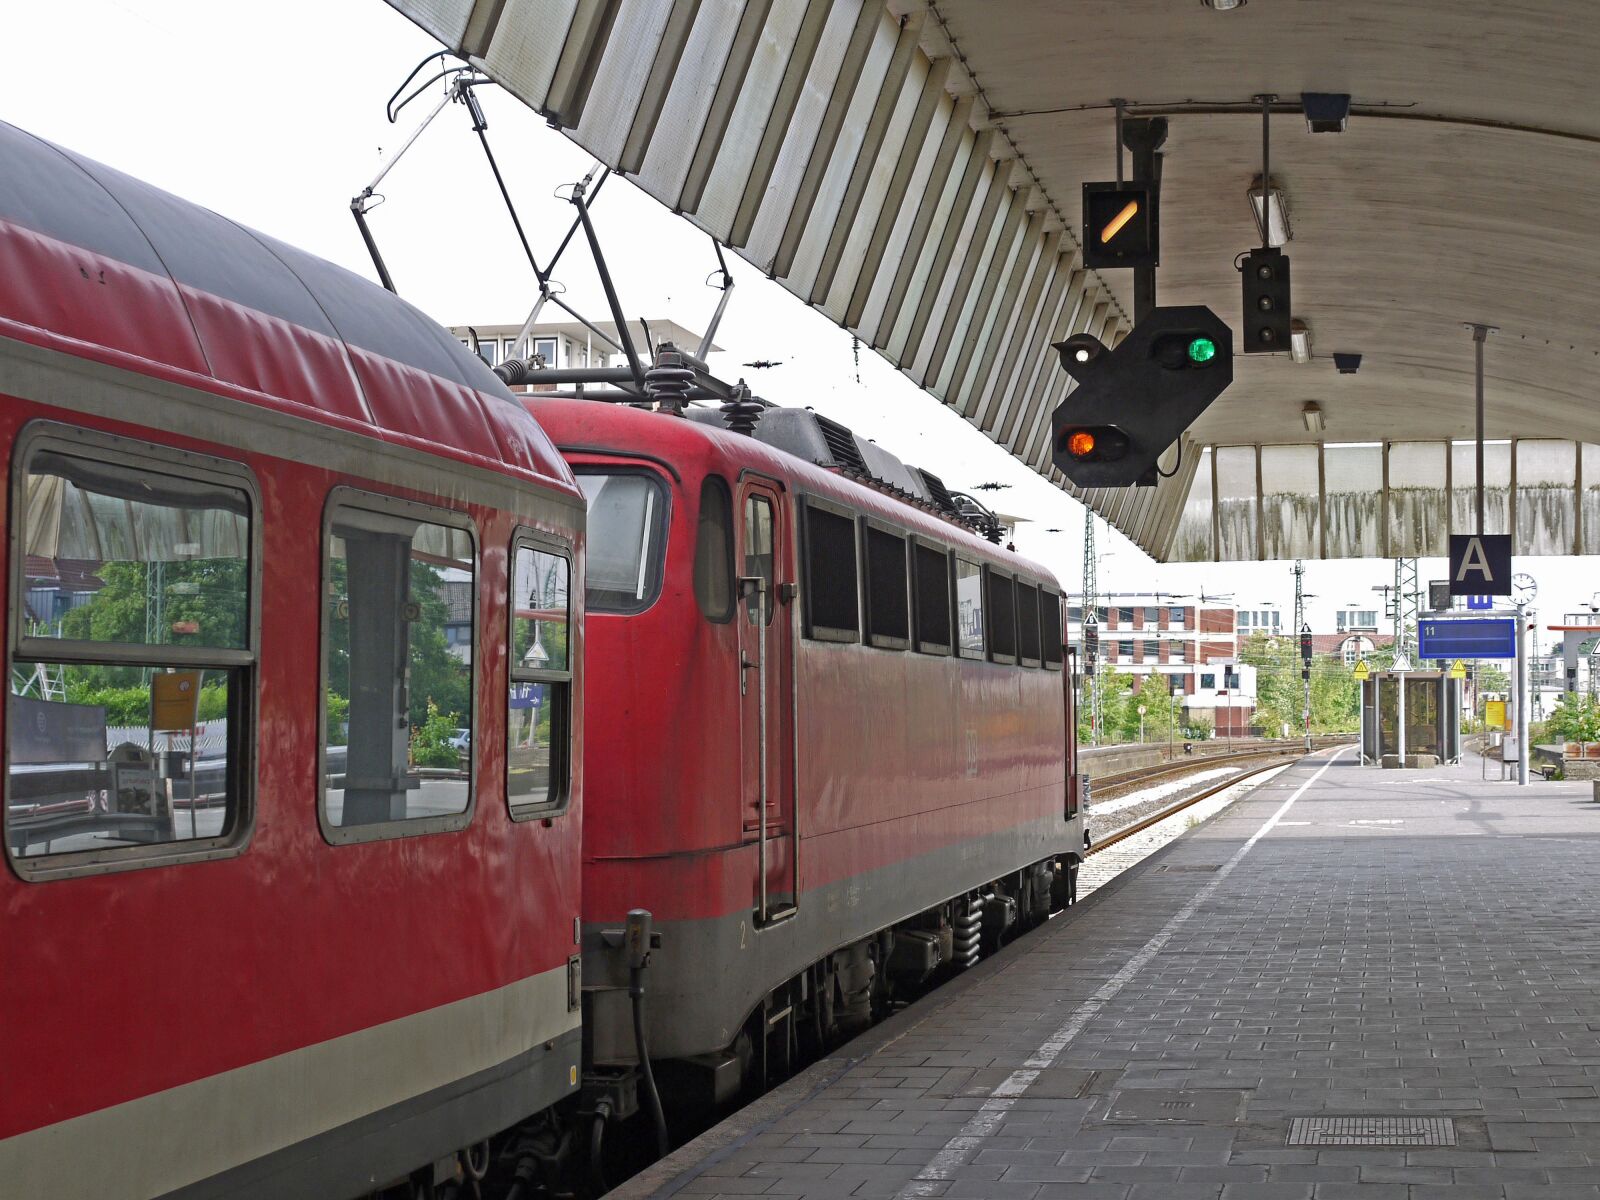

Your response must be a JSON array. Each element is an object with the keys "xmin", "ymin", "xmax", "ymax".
[{"xmin": 6, "ymin": 0, "xmax": 1594, "ymax": 640}]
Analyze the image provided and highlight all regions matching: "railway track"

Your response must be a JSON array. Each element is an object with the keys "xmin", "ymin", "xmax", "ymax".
[
  {"xmin": 1088, "ymin": 757, "xmax": 1296, "ymax": 856},
  {"xmin": 1091, "ymin": 736, "xmax": 1352, "ymax": 797}
]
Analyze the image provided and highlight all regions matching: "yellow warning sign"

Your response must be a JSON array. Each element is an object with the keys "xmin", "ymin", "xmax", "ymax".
[
  {"xmin": 151, "ymin": 671, "xmax": 202, "ymax": 732},
  {"xmin": 1449, "ymin": 659, "xmax": 1467, "ymax": 680},
  {"xmin": 1485, "ymin": 699, "xmax": 1508, "ymax": 730},
  {"xmin": 1352, "ymin": 660, "xmax": 1370, "ymax": 681}
]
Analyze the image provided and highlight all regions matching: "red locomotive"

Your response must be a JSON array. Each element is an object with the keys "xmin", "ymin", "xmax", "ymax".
[
  {"xmin": 0, "ymin": 123, "xmax": 587, "ymax": 1197},
  {"xmin": 528, "ymin": 363, "xmax": 1085, "ymax": 1115}
]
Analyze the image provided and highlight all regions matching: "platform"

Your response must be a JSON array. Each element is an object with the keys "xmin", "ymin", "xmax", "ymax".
[{"xmin": 614, "ymin": 749, "xmax": 1600, "ymax": 1199}]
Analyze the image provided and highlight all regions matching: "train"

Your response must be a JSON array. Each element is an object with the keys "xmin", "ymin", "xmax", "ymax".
[
  {"xmin": 0, "ymin": 120, "xmax": 1083, "ymax": 1199},
  {"xmin": 528, "ymin": 391, "xmax": 1085, "ymax": 1118}
]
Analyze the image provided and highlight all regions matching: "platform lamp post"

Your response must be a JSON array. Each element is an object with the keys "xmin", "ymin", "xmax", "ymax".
[{"xmin": 1138, "ymin": 703, "xmax": 1146, "ymax": 744}]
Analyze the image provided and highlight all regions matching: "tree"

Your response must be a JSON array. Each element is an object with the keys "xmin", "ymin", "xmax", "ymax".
[
  {"xmin": 1546, "ymin": 692, "xmax": 1600, "ymax": 744},
  {"xmin": 1239, "ymin": 631, "xmax": 1361, "ymax": 736}
]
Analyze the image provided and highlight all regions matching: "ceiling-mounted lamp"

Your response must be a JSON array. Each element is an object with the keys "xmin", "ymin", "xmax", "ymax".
[
  {"xmin": 1248, "ymin": 175, "xmax": 1292, "ymax": 247},
  {"xmin": 1302, "ymin": 92, "xmax": 1351, "ymax": 134},
  {"xmin": 1289, "ymin": 319, "xmax": 1311, "ymax": 364},
  {"xmin": 1302, "ymin": 401, "xmax": 1325, "ymax": 434},
  {"xmin": 1201, "ymin": 0, "xmax": 1247, "ymax": 8}
]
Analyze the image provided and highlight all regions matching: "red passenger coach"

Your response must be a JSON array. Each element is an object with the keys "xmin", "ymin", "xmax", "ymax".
[
  {"xmin": 531, "ymin": 387, "xmax": 1085, "ymax": 1106},
  {"xmin": 0, "ymin": 124, "xmax": 586, "ymax": 1197}
]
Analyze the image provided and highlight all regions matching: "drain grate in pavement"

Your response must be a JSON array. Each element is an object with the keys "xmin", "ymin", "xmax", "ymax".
[
  {"xmin": 1154, "ymin": 864, "xmax": 1223, "ymax": 873},
  {"xmin": 1287, "ymin": 1117, "xmax": 1456, "ymax": 1146}
]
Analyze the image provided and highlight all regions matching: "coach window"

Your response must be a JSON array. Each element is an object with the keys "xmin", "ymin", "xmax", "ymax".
[
  {"xmin": 986, "ymin": 570, "xmax": 1017, "ymax": 664},
  {"xmin": 1041, "ymin": 591, "xmax": 1065, "ymax": 670},
  {"xmin": 509, "ymin": 538, "xmax": 572, "ymax": 815},
  {"xmin": 8, "ymin": 436, "xmax": 255, "ymax": 875},
  {"xmin": 802, "ymin": 499, "xmax": 860, "ymax": 641},
  {"xmin": 694, "ymin": 476, "xmax": 734, "ymax": 622},
  {"xmin": 864, "ymin": 522, "xmax": 910, "ymax": 650},
  {"xmin": 321, "ymin": 493, "xmax": 475, "ymax": 841},
  {"xmin": 912, "ymin": 541, "xmax": 953, "ymax": 654},
  {"xmin": 576, "ymin": 471, "xmax": 667, "ymax": 614},
  {"xmin": 1017, "ymin": 581, "xmax": 1042, "ymax": 666},
  {"xmin": 955, "ymin": 558, "xmax": 984, "ymax": 659}
]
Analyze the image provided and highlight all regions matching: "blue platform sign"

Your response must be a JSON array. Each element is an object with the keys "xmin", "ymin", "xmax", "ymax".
[
  {"xmin": 1465, "ymin": 594, "xmax": 1493, "ymax": 610},
  {"xmin": 1418, "ymin": 617, "xmax": 1517, "ymax": 660}
]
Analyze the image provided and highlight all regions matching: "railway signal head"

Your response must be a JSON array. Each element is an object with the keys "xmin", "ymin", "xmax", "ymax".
[
  {"xmin": 1240, "ymin": 247, "xmax": 1291, "ymax": 353},
  {"xmin": 1081, "ymin": 181, "xmax": 1160, "ymax": 270},
  {"xmin": 1050, "ymin": 306, "xmax": 1234, "ymax": 487}
]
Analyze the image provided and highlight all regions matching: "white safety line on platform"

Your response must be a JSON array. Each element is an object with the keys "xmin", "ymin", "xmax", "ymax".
[{"xmin": 897, "ymin": 746, "xmax": 1350, "ymax": 1198}]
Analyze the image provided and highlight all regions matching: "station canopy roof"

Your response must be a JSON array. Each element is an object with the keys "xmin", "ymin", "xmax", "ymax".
[{"xmin": 384, "ymin": 0, "xmax": 1600, "ymax": 562}]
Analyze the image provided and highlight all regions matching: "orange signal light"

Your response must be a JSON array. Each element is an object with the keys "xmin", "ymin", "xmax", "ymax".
[
  {"xmin": 1099, "ymin": 199, "xmax": 1139, "ymax": 245},
  {"xmin": 1066, "ymin": 430, "xmax": 1097, "ymax": 458}
]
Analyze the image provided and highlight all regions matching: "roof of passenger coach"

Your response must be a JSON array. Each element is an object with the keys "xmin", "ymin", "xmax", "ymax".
[
  {"xmin": 531, "ymin": 396, "xmax": 1063, "ymax": 590},
  {"xmin": 0, "ymin": 121, "xmax": 576, "ymax": 497}
]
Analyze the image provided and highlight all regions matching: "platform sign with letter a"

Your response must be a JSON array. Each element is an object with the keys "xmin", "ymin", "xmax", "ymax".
[{"xmin": 1448, "ymin": 533, "xmax": 1512, "ymax": 596}]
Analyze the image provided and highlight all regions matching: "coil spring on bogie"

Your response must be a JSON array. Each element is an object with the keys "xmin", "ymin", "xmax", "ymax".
[{"xmin": 952, "ymin": 895, "xmax": 983, "ymax": 969}]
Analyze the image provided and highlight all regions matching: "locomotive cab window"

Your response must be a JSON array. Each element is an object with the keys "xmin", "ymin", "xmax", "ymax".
[
  {"xmin": 509, "ymin": 538, "xmax": 572, "ymax": 815},
  {"xmin": 694, "ymin": 476, "xmax": 734, "ymax": 622},
  {"xmin": 320, "ymin": 492, "xmax": 475, "ymax": 842},
  {"xmin": 912, "ymin": 541, "xmax": 952, "ymax": 654},
  {"xmin": 575, "ymin": 470, "xmax": 666, "ymax": 614},
  {"xmin": 986, "ymin": 570, "xmax": 1017, "ymax": 664},
  {"xmin": 1041, "ymin": 591, "xmax": 1065, "ymax": 670},
  {"xmin": 955, "ymin": 557, "xmax": 984, "ymax": 659},
  {"xmin": 864, "ymin": 522, "xmax": 910, "ymax": 650},
  {"xmin": 801, "ymin": 499, "xmax": 860, "ymax": 642},
  {"xmin": 8, "ymin": 433, "xmax": 256, "ymax": 875},
  {"xmin": 1017, "ymin": 581, "xmax": 1042, "ymax": 667}
]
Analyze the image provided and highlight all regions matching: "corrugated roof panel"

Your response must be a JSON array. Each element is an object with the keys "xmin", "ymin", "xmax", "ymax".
[
  {"xmin": 632, "ymin": 0, "xmax": 748, "ymax": 207},
  {"xmin": 872, "ymin": 93, "xmax": 970, "ymax": 351},
  {"xmin": 740, "ymin": 0, "xmax": 865, "ymax": 270},
  {"xmin": 816, "ymin": 44, "xmax": 928, "ymax": 319},
  {"xmin": 885, "ymin": 124, "xmax": 985, "ymax": 361},
  {"xmin": 952, "ymin": 206, "xmax": 1041, "ymax": 417},
  {"xmin": 996, "ymin": 253, "xmax": 1072, "ymax": 450},
  {"xmin": 811, "ymin": 11, "xmax": 926, "ymax": 314},
  {"xmin": 691, "ymin": 0, "xmax": 811, "ymax": 238},
  {"xmin": 975, "ymin": 227, "xmax": 1056, "ymax": 433},
  {"xmin": 846, "ymin": 63, "xmax": 952, "ymax": 336},
  {"xmin": 937, "ymin": 190, "xmax": 1028, "ymax": 401},
  {"xmin": 916, "ymin": 165, "xmax": 1010, "ymax": 389},
  {"xmin": 479, "ymin": 0, "xmax": 577, "ymax": 114},
  {"xmin": 782, "ymin": 10, "xmax": 897, "ymax": 300},
  {"xmin": 574, "ymin": 0, "xmax": 691, "ymax": 166}
]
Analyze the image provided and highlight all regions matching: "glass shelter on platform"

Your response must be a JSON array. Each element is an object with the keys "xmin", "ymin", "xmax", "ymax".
[{"xmin": 1360, "ymin": 671, "xmax": 1462, "ymax": 766}]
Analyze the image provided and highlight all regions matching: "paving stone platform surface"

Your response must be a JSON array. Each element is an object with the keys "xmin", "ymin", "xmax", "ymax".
[{"xmin": 615, "ymin": 749, "xmax": 1600, "ymax": 1199}]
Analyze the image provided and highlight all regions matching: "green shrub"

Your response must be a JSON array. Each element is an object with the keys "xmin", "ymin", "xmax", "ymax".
[{"xmin": 411, "ymin": 700, "xmax": 462, "ymax": 769}]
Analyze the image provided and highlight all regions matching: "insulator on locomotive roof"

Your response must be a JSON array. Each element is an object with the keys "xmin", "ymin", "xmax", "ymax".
[
  {"xmin": 720, "ymin": 379, "xmax": 764, "ymax": 436},
  {"xmin": 494, "ymin": 357, "xmax": 535, "ymax": 386},
  {"xmin": 644, "ymin": 342, "xmax": 695, "ymax": 417}
]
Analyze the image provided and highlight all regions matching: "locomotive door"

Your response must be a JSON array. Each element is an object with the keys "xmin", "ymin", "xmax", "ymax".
[{"xmin": 738, "ymin": 480, "xmax": 796, "ymax": 922}]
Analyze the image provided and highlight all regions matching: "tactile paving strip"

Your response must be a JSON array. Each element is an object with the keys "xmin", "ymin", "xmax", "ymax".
[{"xmin": 1287, "ymin": 1117, "xmax": 1456, "ymax": 1146}]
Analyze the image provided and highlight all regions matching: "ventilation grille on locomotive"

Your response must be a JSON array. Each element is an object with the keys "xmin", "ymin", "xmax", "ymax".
[
  {"xmin": 916, "ymin": 468, "xmax": 960, "ymax": 517},
  {"xmin": 813, "ymin": 414, "xmax": 869, "ymax": 476}
]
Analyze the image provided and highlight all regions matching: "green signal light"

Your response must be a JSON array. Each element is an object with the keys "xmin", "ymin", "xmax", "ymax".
[{"xmin": 1187, "ymin": 336, "xmax": 1218, "ymax": 365}]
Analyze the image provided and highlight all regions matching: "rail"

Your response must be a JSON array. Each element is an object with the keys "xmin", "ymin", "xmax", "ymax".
[
  {"xmin": 1090, "ymin": 735, "xmax": 1353, "ymax": 795},
  {"xmin": 1087, "ymin": 758, "xmax": 1296, "ymax": 857}
]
